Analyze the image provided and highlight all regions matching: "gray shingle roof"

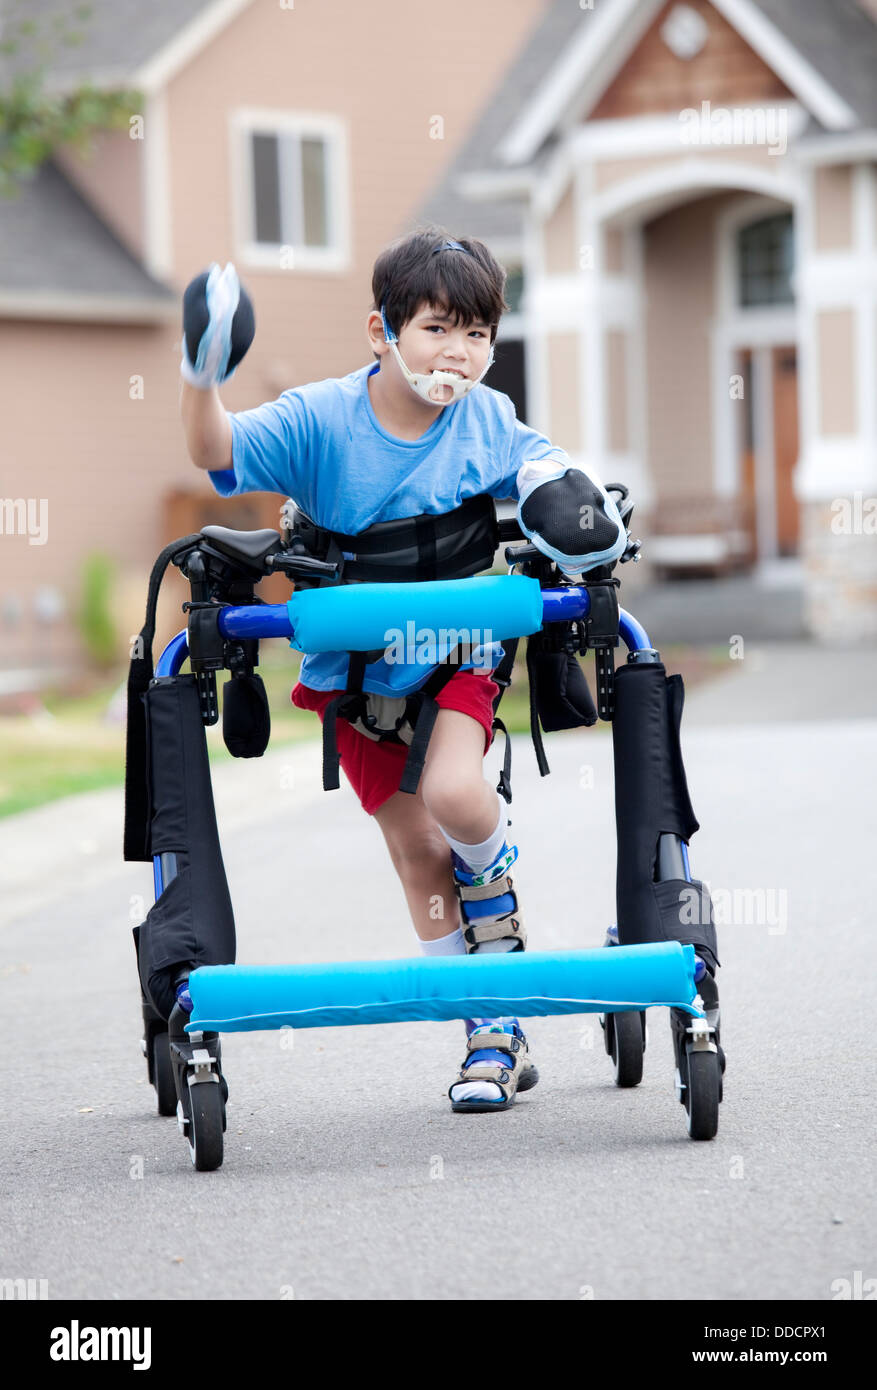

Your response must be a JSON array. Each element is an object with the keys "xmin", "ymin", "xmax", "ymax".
[
  {"xmin": 754, "ymin": 0, "xmax": 877, "ymax": 128},
  {"xmin": 416, "ymin": 2, "xmax": 581, "ymax": 243},
  {"xmin": 0, "ymin": 160, "xmax": 176, "ymax": 314},
  {"xmin": 0, "ymin": 0, "xmax": 225, "ymax": 91}
]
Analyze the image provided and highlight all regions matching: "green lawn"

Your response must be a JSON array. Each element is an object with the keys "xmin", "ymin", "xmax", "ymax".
[{"xmin": 0, "ymin": 642, "xmax": 733, "ymax": 819}]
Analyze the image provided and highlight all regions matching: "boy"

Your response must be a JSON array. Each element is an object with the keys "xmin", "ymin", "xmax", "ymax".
[{"xmin": 179, "ymin": 229, "xmax": 627, "ymax": 1111}]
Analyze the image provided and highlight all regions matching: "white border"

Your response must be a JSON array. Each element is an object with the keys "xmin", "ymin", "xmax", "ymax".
[
  {"xmin": 569, "ymin": 105, "xmax": 807, "ymax": 160},
  {"xmin": 229, "ymin": 108, "xmax": 350, "ymax": 273}
]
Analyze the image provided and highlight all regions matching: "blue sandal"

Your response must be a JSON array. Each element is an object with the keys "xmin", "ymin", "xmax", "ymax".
[{"xmin": 449, "ymin": 1022, "xmax": 540, "ymax": 1112}]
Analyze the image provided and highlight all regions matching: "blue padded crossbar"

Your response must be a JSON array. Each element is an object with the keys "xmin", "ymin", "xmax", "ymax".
[
  {"xmin": 286, "ymin": 574, "xmax": 543, "ymax": 654},
  {"xmin": 185, "ymin": 943, "xmax": 701, "ymax": 1033}
]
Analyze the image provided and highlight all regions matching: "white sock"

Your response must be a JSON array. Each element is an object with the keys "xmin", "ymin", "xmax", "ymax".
[
  {"xmin": 437, "ymin": 790, "xmax": 507, "ymax": 875},
  {"xmin": 416, "ymin": 909, "xmax": 513, "ymax": 1106},
  {"xmin": 418, "ymin": 926, "xmax": 465, "ymax": 956}
]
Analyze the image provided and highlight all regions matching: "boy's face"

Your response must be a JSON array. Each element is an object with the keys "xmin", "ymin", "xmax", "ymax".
[{"xmin": 369, "ymin": 300, "xmax": 493, "ymax": 406}]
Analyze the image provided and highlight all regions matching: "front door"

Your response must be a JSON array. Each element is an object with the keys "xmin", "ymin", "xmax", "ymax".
[{"xmin": 772, "ymin": 346, "xmax": 799, "ymax": 556}]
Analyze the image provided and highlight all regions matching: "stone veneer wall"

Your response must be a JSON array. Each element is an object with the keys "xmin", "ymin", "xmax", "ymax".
[{"xmin": 800, "ymin": 499, "xmax": 877, "ymax": 644}]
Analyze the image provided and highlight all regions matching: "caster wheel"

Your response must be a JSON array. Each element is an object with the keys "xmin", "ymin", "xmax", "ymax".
[
  {"xmin": 683, "ymin": 1047, "xmax": 720, "ymax": 1140},
  {"xmin": 151, "ymin": 1032, "xmax": 177, "ymax": 1117},
  {"xmin": 186, "ymin": 1078, "xmax": 224, "ymax": 1171},
  {"xmin": 607, "ymin": 1010, "xmax": 646, "ymax": 1088}
]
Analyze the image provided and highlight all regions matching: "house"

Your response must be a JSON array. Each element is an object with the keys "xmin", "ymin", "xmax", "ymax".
[
  {"xmin": 1, "ymin": 0, "xmax": 875, "ymax": 693},
  {"xmin": 418, "ymin": 0, "xmax": 877, "ymax": 643},
  {"xmin": 0, "ymin": 0, "xmax": 546, "ymax": 688}
]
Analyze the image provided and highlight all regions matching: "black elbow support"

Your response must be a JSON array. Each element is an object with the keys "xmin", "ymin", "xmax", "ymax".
[{"xmin": 518, "ymin": 466, "xmax": 627, "ymax": 573}]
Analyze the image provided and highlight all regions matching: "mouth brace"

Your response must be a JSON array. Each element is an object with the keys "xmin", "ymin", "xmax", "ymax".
[{"xmin": 380, "ymin": 304, "xmax": 495, "ymax": 404}]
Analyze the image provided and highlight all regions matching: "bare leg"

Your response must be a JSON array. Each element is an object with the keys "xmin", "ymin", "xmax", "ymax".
[
  {"xmin": 372, "ymin": 779, "xmax": 462, "ymax": 942},
  {"xmin": 419, "ymin": 707, "xmax": 499, "ymax": 844}
]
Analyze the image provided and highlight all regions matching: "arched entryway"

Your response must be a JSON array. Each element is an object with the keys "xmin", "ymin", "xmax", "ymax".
[{"xmin": 585, "ymin": 158, "xmax": 803, "ymax": 576}]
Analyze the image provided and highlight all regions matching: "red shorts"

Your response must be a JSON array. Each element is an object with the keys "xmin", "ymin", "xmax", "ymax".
[{"xmin": 291, "ymin": 668, "xmax": 499, "ymax": 815}]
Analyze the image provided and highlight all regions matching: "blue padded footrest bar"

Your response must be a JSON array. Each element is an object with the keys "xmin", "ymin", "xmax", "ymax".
[
  {"xmin": 185, "ymin": 943, "xmax": 701, "ymax": 1034},
  {"xmin": 286, "ymin": 574, "xmax": 543, "ymax": 654}
]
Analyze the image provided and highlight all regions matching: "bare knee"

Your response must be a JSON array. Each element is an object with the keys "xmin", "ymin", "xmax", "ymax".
[
  {"xmin": 378, "ymin": 814, "xmax": 450, "ymax": 882},
  {"xmin": 420, "ymin": 767, "xmax": 484, "ymax": 828}
]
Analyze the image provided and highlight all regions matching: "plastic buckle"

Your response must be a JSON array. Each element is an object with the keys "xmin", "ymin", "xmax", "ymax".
[{"xmin": 581, "ymin": 578, "xmax": 620, "ymax": 651}]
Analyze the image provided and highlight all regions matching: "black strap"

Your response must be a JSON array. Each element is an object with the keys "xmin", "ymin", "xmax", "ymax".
[
  {"xmin": 526, "ymin": 638, "xmax": 551, "ymax": 777},
  {"xmin": 414, "ymin": 512, "xmax": 438, "ymax": 581},
  {"xmin": 397, "ymin": 647, "xmax": 466, "ymax": 795},
  {"xmin": 492, "ymin": 716, "xmax": 513, "ymax": 805},
  {"xmin": 124, "ymin": 533, "xmax": 204, "ymax": 862},
  {"xmin": 291, "ymin": 494, "xmax": 499, "ymax": 584},
  {"xmin": 491, "ymin": 637, "xmax": 517, "ymax": 718},
  {"xmin": 322, "ymin": 650, "xmax": 368, "ymax": 791}
]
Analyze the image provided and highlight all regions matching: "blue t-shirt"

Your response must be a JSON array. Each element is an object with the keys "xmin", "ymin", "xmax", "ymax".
[{"xmin": 208, "ymin": 362, "xmax": 567, "ymax": 694}]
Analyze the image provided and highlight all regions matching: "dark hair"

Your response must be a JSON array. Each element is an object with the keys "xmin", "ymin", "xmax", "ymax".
[{"xmin": 371, "ymin": 227, "xmax": 508, "ymax": 358}]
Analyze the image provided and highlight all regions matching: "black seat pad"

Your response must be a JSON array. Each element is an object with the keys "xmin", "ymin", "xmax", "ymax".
[{"xmin": 200, "ymin": 526, "xmax": 281, "ymax": 564}]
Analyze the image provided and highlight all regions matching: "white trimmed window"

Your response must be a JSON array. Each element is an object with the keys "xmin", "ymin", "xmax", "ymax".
[{"xmin": 231, "ymin": 111, "xmax": 350, "ymax": 271}]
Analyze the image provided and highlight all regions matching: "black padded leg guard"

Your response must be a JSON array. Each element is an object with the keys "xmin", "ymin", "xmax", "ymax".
[
  {"xmin": 136, "ymin": 675, "xmax": 236, "ymax": 1020},
  {"xmin": 612, "ymin": 662, "xmax": 720, "ymax": 972}
]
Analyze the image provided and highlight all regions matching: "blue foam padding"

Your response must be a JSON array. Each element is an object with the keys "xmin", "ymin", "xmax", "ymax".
[
  {"xmin": 286, "ymin": 574, "xmax": 543, "ymax": 654},
  {"xmin": 185, "ymin": 943, "xmax": 701, "ymax": 1034}
]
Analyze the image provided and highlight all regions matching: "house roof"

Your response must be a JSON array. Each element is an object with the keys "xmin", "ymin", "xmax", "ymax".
[
  {"xmin": 754, "ymin": 0, "xmax": 877, "ymax": 129},
  {"xmin": 0, "ymin": 161, "xmax": 177, "ymax": 322},
  {"xmin": 417, "ymin": 0, "xmax": 877, "ymax": 240},
  {"xmin": 0, "ymin": 0, "xmax": 253, "ymax": 96}
]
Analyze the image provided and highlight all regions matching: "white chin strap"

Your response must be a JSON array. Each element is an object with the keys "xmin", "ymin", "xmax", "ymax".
[{"xmin": 380, "ymin": 306, "xmax": 494, "ymax": 404}]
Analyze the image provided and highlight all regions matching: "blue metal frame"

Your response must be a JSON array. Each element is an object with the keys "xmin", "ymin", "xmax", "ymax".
[{"xmin": 151, "ymin": 585, "xmax": 690, "ymax": 894}]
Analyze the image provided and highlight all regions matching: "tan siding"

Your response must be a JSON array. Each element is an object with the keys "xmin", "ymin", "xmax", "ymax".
[
  {"xmin": 606, "ymin": 329, "xmax": 629, "ymax": 452},
  {"xmin": 590, "ymin": 0, "xmax": 792, "ymax": 120},
  {"xmin": 818, "ymin": 309, "xmax": 857, "ymax": 435},
  {"xmin": 53, "ymin": 132, "xmax": 146, "ymax": 264},
  {"xmin": 813, "ymin": 165, "xmax": 854, "ymax": 251},
  {"xmin": 166, "ymin": 0, "xmax": 546, "ymax": 388},
  {"xmin": 546, "ymin": 332, "xmax": 582, "ymax": 453},
  {"xmin": 543, "ymin": 183, "xmax": 578, "ymax": 274},
  {"xmin": 644, "ymin": 196, "xmax": 718, "ymax": 496},
  {"xmin": 604, "ymin": 226, "xmax": 625, "ymax": 273}
]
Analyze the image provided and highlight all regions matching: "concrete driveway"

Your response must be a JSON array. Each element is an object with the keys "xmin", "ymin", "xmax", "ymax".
[{"xmin": 1, "ymin": 642, "xmax": 874, "ymax": 1300}]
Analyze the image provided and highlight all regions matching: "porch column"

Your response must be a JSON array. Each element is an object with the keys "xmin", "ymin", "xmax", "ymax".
[{"xmin": 796, "ymin": 161, "xmax": 877, "ymax": 643}]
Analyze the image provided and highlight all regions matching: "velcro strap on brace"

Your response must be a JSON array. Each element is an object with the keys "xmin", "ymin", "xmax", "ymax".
[
  {"xmin": 455, "ymin": 874, "xmax": 516, "ymax": 902},
  {"xmin": 464, "ymin": 1030, "xmax": 521, "ymax": 1058},
  {"xmin": 454, "ymin": 872, "xmax": 526, "ymax": 950},
  {"xmin": 461, "ymin": 916, "xmax": 526, "ymax": 950}
]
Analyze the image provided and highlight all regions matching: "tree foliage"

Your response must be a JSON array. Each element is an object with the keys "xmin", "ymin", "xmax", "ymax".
[{"xmin": 0, "ymin": 3, "xmax": 141, "ymax": 197}]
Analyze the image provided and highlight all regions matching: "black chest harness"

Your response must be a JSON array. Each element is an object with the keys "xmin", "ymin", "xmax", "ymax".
[{"xmin": 283, "ymin": 493, "xmax": 520, "ymax": 803}]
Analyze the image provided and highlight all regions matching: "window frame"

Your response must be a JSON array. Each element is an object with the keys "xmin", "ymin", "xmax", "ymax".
[
  {"xmin": 736, "ymin": 212, "xmax": 795, "ymax": 309},
  {"xmin": 230, "ymin": 108, "xmax": 351, "ymax": 273}
]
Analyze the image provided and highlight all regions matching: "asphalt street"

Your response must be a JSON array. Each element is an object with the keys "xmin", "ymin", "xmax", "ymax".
[{"xmin": 1, "ymin": 643, "xmax": 874, "ymax": 1301}]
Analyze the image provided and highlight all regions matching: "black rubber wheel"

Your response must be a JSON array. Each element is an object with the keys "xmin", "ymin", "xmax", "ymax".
[
  {"xmin": 609, "ymin": 1010, "xmax": 645, "ymax": 1088},
  {"xmin": 187, "ymin": 1079, "xmax": 224, "ymax": 1171},
  {"xmin": 684, "ymin": 1047, "xmax": 720, "ymax": 1140},
  {"xmin": 151, "ymin": 1032, "xmax": 177, "ymax": 1117}
]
